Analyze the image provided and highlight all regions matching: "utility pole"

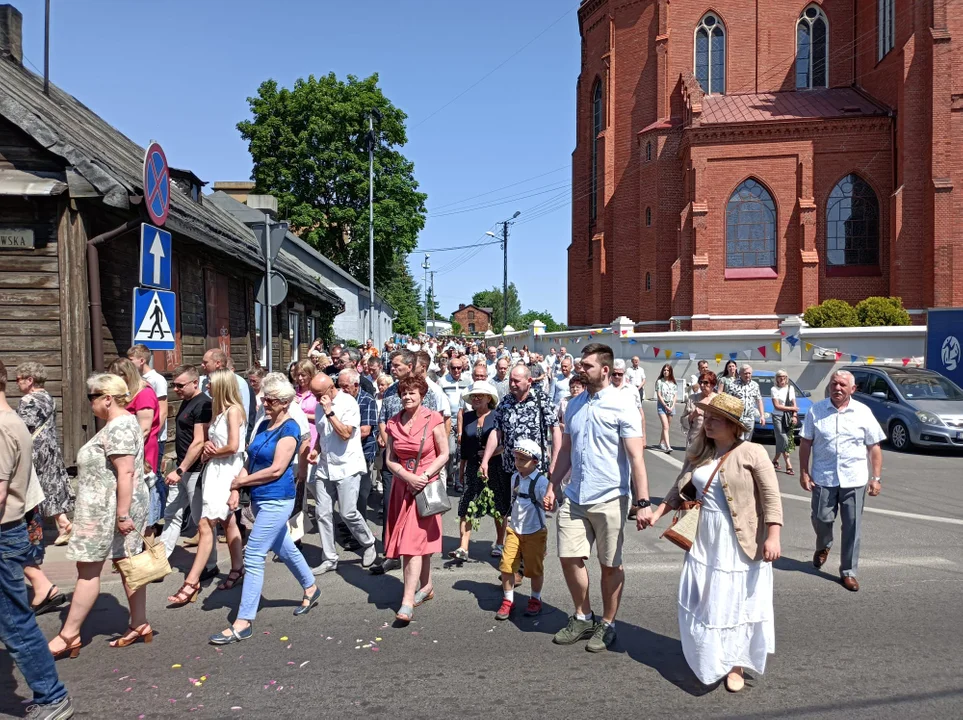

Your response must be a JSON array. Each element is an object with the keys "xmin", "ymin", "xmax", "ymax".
[
  {"xmin": 428, "ymin": 271, "xmax": 436, "ymax": 336},
  {"xmin": 422, "ymin": 254, "xmax": 431, "ymax": 334},
  {"xmin": 367, "ymin": 109, "xmax": 382, "ymax": 345},
  {"xmin": 499, "ymin": 210, "xmax": 521, "ymax": 331}
]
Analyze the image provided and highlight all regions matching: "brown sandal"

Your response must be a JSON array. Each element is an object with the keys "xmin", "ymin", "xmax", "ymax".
[
  {"xmin": 49, "ymin": 632, "xmax": 81, "ymax": 660},
  {"xmin": 167, "ymin": 581, "xmax": 200, "ymax": 607},
  {"xmin": 217, "ymin": 568, "xmax": 244, "ymax": 592},
  {"xmin": 110, "ymin": 623, "xmax": 153, "ymax": 648}
]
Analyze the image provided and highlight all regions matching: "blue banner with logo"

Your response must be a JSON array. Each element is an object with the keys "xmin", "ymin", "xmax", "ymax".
[{"xmin": 926, "ymin": 308, "xmax": 963, "ymax": 388}]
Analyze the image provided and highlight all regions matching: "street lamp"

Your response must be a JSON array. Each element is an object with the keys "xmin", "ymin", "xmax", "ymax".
[{"xmin": 367, "ymin": 108, "xmax": 382, "ymax": 345}]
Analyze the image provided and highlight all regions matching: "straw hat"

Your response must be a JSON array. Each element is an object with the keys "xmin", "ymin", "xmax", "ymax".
[
  {"xmin": 697, "ymin": 394, "xmax": 745, "ymax": 428},
  {"xmin": 464, "ymin": 380, "xmax": 499, "ymax": 408}
]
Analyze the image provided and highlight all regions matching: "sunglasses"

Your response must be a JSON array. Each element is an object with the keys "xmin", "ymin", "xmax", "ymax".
[
  {"xmin": 612, "ymin": 372, "xmax": 624, "ymax": 377},
  {"xmin": 87, "ymin": 392, "xmax": 105, "ymax": 402},
  {"xmin": 262, "ymin": 397, "xmax": 284, "ymax": 407},
  {"xmin": 171, "ymin": 380, "xmax": 194, "ymax": 390}
]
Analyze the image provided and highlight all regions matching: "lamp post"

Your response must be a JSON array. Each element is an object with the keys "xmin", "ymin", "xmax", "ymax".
[
  {"xmin": 367, "ymin": 109, "xmax": 382, "ymax": 345},
  {"xmin": 486, "ymin": 210, "xmax": 520, "ymax": 332},
  {"xmin": 422, "ymin": 254, "xmax": 431, "ymax": 334}
]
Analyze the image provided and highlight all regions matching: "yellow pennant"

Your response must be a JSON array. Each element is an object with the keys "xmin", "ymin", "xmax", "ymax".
[
  {"xmin": 714, "ymin": 354, "xmax": 723, "ymax": 364},
  {"xmin": 866, "ymin": 356, "xmax": 875, "ymax": 364},
  {"xmin": 664, "ymin": 349, "xmax": 671, "ymax": 359},
  {"xmin": 772, "ymin": 341, "xmax": 781, "ymax": 354},
  {"xmin": 805, "ymin": 342, "xmax": 813, "ymax": 352}
]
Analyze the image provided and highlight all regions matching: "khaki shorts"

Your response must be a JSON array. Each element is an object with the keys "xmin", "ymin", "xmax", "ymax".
[
  {"xmin": 556, "ymin": 495, "xmax": 628, "ymax": 567},
  {"xmin": 499, "ymin": 527, "xmax": 548, "ymax": 578}
]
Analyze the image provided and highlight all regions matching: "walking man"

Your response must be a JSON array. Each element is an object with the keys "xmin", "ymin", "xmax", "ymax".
[
  {"xmin": 438, "ymin": 356, "xmax": 471, "ymax": 490},
  {"xmin": 308, "ymin": 373, "xmax": 377, "ymax": 574},
  {"xmin": 161, "ymin": 365, "xmax": 218, "ymax": 577},
  {"xmin": 545, "ymin": 344, "xmax": 651, "ymax": 652},
  {"xmin": 625, "ymin": 356, "xmax": 646, "ymax": 401},
  {"xmin": 336, "ymin": 369, "xmax": 378, "ymax": 531},
  {"xmin": 0, "ymin": 359, "xmax": 75, "ymax": 719},
  {"xmin": 724, "ymin": 364, "xmax": 765, "ymax": 441},
  {"xmin": 551, "ymin": 357, "xmax": 575, "ymax": 409},
  {"xmin": 799, "ymin": 370, "xmax": 884, "ymax": 592},
  {"xmin": 200, "ymin": 349, "xmax": 255, "ymax": 431},
  {"xmin": 491, "ymin": 358, "xmax": 510, "ymax": 401}
]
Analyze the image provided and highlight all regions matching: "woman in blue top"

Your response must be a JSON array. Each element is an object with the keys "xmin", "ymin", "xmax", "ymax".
[{"xmin": 210, "ymin": 375, "xmax": 320, "ymax": 645}]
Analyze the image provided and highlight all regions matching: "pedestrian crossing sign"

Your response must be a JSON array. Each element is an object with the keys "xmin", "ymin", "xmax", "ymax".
[{"xmin": 132, "ymin": 287, "xmax": 176, "ymax": 350}]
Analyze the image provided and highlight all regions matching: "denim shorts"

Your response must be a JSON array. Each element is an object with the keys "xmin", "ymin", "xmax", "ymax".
[
  {"xmin": 147, "ymin": 480, "xmax": 164, "ymax": 526},
  {"xmin": 657, "ymin": 406, "xmax": 674, "ymax": 416}
]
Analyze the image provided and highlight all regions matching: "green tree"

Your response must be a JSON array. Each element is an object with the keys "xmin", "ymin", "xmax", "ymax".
[
  {"xmin": 451, "ymin": 320, "xmax": 464, "ymax": 335},
  {"xmin": 803, "ymin": 299, "xmax": 859, "ymax": 328},
  {"xmin": 518, "ymin": 309, "xmax": 567, "ymax": 333},
  {"xmin": 855, "ymin": 296, "xmax": 911, "ymax": 326},
  {"xmin": 238, "ymin": 73, "xmax": 427, "ymax": 291},
  {"xmin": 472, "ymin": 283, "xmax": 522, "ymax": 331},
  {"xmin": 382, "ymin": 256, "xmax": 423, "ymax": 336}
]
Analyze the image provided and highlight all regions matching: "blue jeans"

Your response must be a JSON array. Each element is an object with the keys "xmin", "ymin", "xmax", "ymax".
[
  {"xmin": 239, "ymin": 498, "xmax": 314, "ymax": 621},
  {"xmin": 0, "ymin": 521, "xmax": 68, "ymax": 706}
]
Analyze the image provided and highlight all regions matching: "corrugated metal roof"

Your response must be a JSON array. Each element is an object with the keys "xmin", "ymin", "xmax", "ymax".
[
  {"xmin": 0, "ymin": 168, "xmax": 66, "ymax": 195},
  {"xmin": 700, "ymin": 88, "xmax": 890, "ymax": 125}
]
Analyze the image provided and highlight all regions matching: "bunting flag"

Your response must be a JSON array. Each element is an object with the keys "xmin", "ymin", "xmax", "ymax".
[
  {"xmin": 621, "ymin": 330, "xmax": 629, "ymax": 335},
  {"xmin": 742, "ymin": 349, "xmax": 753, "ymax": 359},
  {"xmin": 758, "ymin": 346, "xmax": 767, "ymax": 359},
  {"xmin": 729, "ymin": 352, "xmax": 738, "ymax": 361},
  {"xmin": 850, "ymin": 354, "xmax": 859, "ymax": 363},
  {"xmin": 834, "ymin": 351, "xmax": 843, "ymax": 361},
  {"xmin": 772, "ymin": 341, "xmax": 781, "ymax": 354},
  {"xmin": 786, "ymin": 335, "xmax": 799, "ymax": 348},
  {"xmin": 664, "ymin": 349, "xmax": 672, "ymax": 359},
  {"xmin": 628, "ymin": 339, "xmax": 637, "ymax": 344},
  {"xmin": 653, "ymin": 347, "xmax": 660, "ymax": 358},
  {"xmin": 805, "ymin": 342, "xmax": 813, "ymax": 352},
  {"xmin": 689, "ymin": 353, "xmax": 697, "ymax": 361},
  {"xmin": 780, "ymin": 330, "xmax": 786, "ymax": 337},
  {"xmin": 641, "ymin": 344, "xmax": 650, "ymax": 353},
  {"xmin": 674, "ymin": 351, "xmax": 684, "ymax": 359},
  {"xmin": 866, "ymin": 356, "xmax": 875, "ymax": 364},
  {"xmin": 902, "ymin": 357, "xmax": 910, "ymax": 366},
  {"xmin": 715, "ymin": 354, "xmax": 723, "ymax": 364}
]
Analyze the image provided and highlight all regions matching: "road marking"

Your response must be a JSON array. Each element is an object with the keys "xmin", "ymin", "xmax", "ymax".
[{"xmin": 645, "ymin": 448, "xmax": 963, "ymax": 527}]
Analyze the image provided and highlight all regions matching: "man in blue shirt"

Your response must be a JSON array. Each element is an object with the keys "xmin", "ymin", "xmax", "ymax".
[{"xmin": 545, "ymin": 343, "xmax": 652, "ymax": 653}]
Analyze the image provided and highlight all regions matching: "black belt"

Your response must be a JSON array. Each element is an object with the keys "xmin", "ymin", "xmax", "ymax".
[{"xmin": 0, "ymin": 519, "xmax": 26, "ymax": 532}]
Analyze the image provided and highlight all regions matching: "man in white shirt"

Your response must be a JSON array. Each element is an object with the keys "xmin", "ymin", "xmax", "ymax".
[
  {"xmin": 415, "ymin": 351, "xmax": 454, "ymax": 483},
  {"xmin": 624, "ymin": 356, "xmax": 646, "ymax": 401},
  {"xmin": 485, "ymin": 346, "xmax": 499, "ymax": 378},
  {"xmin": 308, "ymin": 373, "xmax": 377, "ymax": 574},
  {"xmin": 551, "ymin": 357, "xmax": 575, "ymax": 408},
  {"xmin": 491, "ymin": 358, "xmax": 511, "ymax": 401},
  {"xmin": 199, "ymin": 349, "xmax": 255, "ymax": 431},
  {"xmin": 799, "ymin": 370, "xmax": 884, "ymax": 592},
  {"xmin": 558, "ymin": 346, "xmax": 575, "ymax": 364},
  {"xmin": 437, "ymin": 356, "xmax": 471, "ymax": 488},
  {"xmin": 611, "ymin": 359, "xmax": 645, "ymax": 429},
  {"xmin": 546, "ymin": 343, "xmax": 651, "ymax": 652}
]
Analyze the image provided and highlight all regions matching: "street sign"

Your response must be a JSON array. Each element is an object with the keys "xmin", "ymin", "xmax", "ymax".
[
  {"xmin": 143, "ymin": 142, "xmax": 170, "ymax": 226},
  {"xmin": 252, "ymin": 221, "xmax": 288, "ymax": 263},
  {"xmin": 255, "ymin": 271, "xmax": 288, "ymax": 306},
  {"xmin": 132, "ymin": 287, "xmax": 176, "ymax": 350},
  {"xmin": 139, "ymin": 223, "xmax": 172, "ymax": 289},
  {"xmin": 926, "ymin": 308, "xmax": 963, "ymax": 388}
]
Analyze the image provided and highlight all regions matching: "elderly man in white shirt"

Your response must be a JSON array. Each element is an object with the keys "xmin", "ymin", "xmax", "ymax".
[
  {"xmin": 308, "ymin": 373, "xmax": 377, "ymax": 575},
  {"xmin": 550, "ymin": 357, "xmax": 575, "ymax": 409},
  {"xmin": 799, "ymin": 370, "xmax": 884, "ymax": 592},
  {"xmin": 624, "ymin": 356, "xmax": 646, "ymax": 401}
]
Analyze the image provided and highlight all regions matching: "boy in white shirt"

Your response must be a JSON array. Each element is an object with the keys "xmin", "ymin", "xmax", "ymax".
[{"xmin": 496, "ymin": 438, "xmax": 550, "ymax": 620}]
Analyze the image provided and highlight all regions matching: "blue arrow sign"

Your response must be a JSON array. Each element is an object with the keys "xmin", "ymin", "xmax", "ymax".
[
  {"xmin": 139, "ymin": 224, "xmax": 172, "ymax": 289},
  {"xmin": 132, "ymin": 287, "xmax": 176, "ymax": 350}
]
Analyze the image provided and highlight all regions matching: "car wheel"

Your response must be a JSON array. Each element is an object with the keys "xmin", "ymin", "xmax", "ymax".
[{"xmin": 889, "ymin": 420, "xmax": 912, "ymax": 451}]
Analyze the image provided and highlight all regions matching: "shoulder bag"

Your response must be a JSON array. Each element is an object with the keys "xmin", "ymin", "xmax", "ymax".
[
  {"xmin": 113, "ymin": 528, "xmax": 171, "ymax": 591},
  {"xmin": 661, "ymin": 447, "xmax": 736, "ymax": 552},
  {"xmin": 410, "ymin": 418, "xmax": 452, "ymax": 518}
]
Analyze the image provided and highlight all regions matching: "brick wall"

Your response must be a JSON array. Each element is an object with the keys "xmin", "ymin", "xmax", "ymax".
[{"xmin": 452, "ymin": 306, "xmax": 491, "ymax": 333}]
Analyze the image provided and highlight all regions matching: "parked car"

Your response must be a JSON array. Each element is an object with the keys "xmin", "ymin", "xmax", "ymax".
[
  {"xmin": 839, "ymin": 365, "xmax": 963, "ymax": 451},
  {"xmin": 748, "ymin": 371, "xmax": 813, "ymax": 438}
]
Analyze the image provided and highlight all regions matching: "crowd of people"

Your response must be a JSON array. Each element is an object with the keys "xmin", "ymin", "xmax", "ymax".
[{"xmin": 0, "ymin": 332, "xmax": 887, "ymax": 717}]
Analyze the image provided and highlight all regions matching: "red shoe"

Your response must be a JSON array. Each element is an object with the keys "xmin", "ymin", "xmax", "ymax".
[
  {"xmin": 495, "ymin": 599, "xmax": 514, "ymax": 620},
  {"xmin": 524, "ymin": 597, "xmax": 543, "ymax": 616}
]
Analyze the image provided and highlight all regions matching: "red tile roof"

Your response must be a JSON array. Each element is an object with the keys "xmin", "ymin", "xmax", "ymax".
[{"xmin": 700, "ymin": 88, "xmax": 890, "ymax": 125}]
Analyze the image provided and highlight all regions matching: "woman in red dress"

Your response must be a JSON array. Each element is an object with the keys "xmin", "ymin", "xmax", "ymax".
[{"xmin": 385, "ymin": 375, "xmax": 449, "ymax": 622}]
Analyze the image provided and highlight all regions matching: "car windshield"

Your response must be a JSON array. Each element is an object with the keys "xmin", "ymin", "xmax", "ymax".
[{"xmin": 891, "ymin": 375, "xmax": 963, "ymax": 401}]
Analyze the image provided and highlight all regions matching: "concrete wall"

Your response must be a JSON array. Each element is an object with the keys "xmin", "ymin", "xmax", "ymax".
[{"xmin": 486, "ymin": 316, "xmax": 926, "ymax": 399}]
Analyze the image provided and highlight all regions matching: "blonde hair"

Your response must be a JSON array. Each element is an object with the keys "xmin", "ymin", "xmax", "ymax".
[
  {"xmin": 685, "ymin": 419, "xmax": 744, "ymax": 468},
  {"xmin": 261, "ymin": 372, "xmax": 296, "ymax": 404},
  {"xmin": 210, "ymin": 368, "xmax": 245, "ymax": 419},
  {"xmin": 295, "ymin": 359, "xmax": 317, "ymax": 381},
  {"xmin": 87, "ymin": 373, "xmax": 132, "ymax": 407},
  {"xmin": 108, "ymin": 357, "xmax": 146, "ymax": 397},
  {"xmin": 376, "ymin": 374, "xmax": 393, "ymax": 391},
  {"xmin": 14, "ymin": 361, "xmax": 47, "ymax": 386}
]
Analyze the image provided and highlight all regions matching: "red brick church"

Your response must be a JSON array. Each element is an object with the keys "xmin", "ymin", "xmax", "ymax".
[{"xmin": 568, "ymin": 0, "xmax": 961, "ymax": 330}]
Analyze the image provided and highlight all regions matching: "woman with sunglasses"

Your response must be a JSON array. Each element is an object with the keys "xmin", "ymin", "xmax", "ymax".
[
  {"xmin": 210, "ymin": 374, "xmax": 319, "ymax": 645},
  {"xmin": 48, "ymin": 374, "xmax": 151, "ymax": 658},
  {"xmin": 684, "ymin": 371, "xmax": 718, "ymax": 447}
]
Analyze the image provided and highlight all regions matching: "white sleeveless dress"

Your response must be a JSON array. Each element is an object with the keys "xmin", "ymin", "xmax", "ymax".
[
  {"xmin": 201, "ymin": 410, "xmax": 247, "ymax": 521},
  {"xmin": 677, "ymin": 461, "xmax": 775, "ymax": 685}
]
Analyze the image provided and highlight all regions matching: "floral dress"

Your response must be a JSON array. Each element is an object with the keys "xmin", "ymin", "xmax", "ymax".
[
  {"xmin": 67, "ymin": 414, "xmax": 148, "ymax": 562},
  {"xmin": 17, "ymin": 390, "xmax": 73, "ymax": 517}
]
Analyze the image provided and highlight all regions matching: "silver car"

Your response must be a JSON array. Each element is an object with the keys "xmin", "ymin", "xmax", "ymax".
[{"xmin": 842, "ymin": 365, "xmax": 963, "ymax": 451}]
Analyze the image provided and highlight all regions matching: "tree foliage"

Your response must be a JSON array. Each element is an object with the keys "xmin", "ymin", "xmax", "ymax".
[
  {"xmin": 451, "ymin": 321, "xmax": 464, "ymax": 335},
  {"xmin": 518, "ymin": 310, "xmax": 567, "ymax": 333},
  {"xmin": 238, "ymin": 73, "xmax": 427, "ymax": 291},
  {"xmin": 472, "ymin": 283, "xmax": 522, "ymax": 332},
  {"xmin": 854, "ymin": 296, "xmax": 911, "ymax": 326},
  {"xmin": 803, "ymin": 299, "xmax": 859, "ymax": 328}
]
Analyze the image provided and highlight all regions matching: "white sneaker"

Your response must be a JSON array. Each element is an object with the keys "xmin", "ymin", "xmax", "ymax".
[
  {"xmin": 361, "ymin": 544, "xmax": 377, "ymax": 568},
  {"xmin": 490, "ymin": 544, "xmax": 503, "ymax": 558},
  {"xmin": 312, "ymin": 560, "xmax": 338, "ymax": 576}
]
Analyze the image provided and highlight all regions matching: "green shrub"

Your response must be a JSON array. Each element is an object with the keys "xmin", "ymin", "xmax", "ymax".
[
  {"xmin": 802, "ymin": 299, "xmax": 859, "ymax": 328},
  {"xmin": 855, "ymin": 296, "xmax": 911, "ymax": 326}
]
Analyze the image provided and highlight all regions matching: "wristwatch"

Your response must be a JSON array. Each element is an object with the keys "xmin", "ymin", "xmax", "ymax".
[
  {"xmin": 175, "ymin": 467, "xmax": 184, "ymax": 477},
  {"xmin": 869, "ymin": 476, "xmax": 882, "ymax": 483},
  {"xmin": 116, "ymin": 515, "xmax": 130, "ymax": 522},
  {"xmin": 634, "ymin": 499, "xmax": 652, "ymax": 509},
  {"xmin": 326, "ymin": 411, "xmax": 336, "ymax": 418}
]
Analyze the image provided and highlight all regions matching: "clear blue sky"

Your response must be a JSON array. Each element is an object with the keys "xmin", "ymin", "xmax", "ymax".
[{"xmin": 17, "ymin": 0, "xmax": 579, "ymax": 324}]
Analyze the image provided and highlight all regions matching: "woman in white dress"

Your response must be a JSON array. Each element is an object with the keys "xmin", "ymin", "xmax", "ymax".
[
  {"xmin": 645, "ymin": 394, "xmax": 783, "ymax": 692},
  {"xmin": 168, "ymin": 369, "xmax": 247, "ymax": 606}
]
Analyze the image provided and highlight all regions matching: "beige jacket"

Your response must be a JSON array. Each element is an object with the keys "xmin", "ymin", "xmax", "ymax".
[{"xmin": 664, "ymin": 440, "xmax": 783, "ymax": 562}]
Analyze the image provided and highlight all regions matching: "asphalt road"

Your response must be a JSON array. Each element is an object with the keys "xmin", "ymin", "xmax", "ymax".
[{"xmin": 4, "ymin": 402, "xmax": 963, "ymax": 719}]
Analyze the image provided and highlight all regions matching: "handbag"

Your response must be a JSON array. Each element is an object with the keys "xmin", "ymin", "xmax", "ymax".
[
  {"xmin": 661, "ymin": 448, "xmax": 735, "ymax": 552},
  {"xmin": 409, "ymin": 420, "xmax": 452, "ymax": 518},
  {"xmin": 113, "ymin": 529, "xmax": 171, "ymax": 591},
  {"xmin": 287, "ymin": 476, "xmax": 307, "ymax": 542}
]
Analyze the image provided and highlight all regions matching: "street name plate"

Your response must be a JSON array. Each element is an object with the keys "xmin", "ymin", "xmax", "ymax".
[{"xmin": 0, "ymin": 228, "xmax": 35, "ymax": 249}]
